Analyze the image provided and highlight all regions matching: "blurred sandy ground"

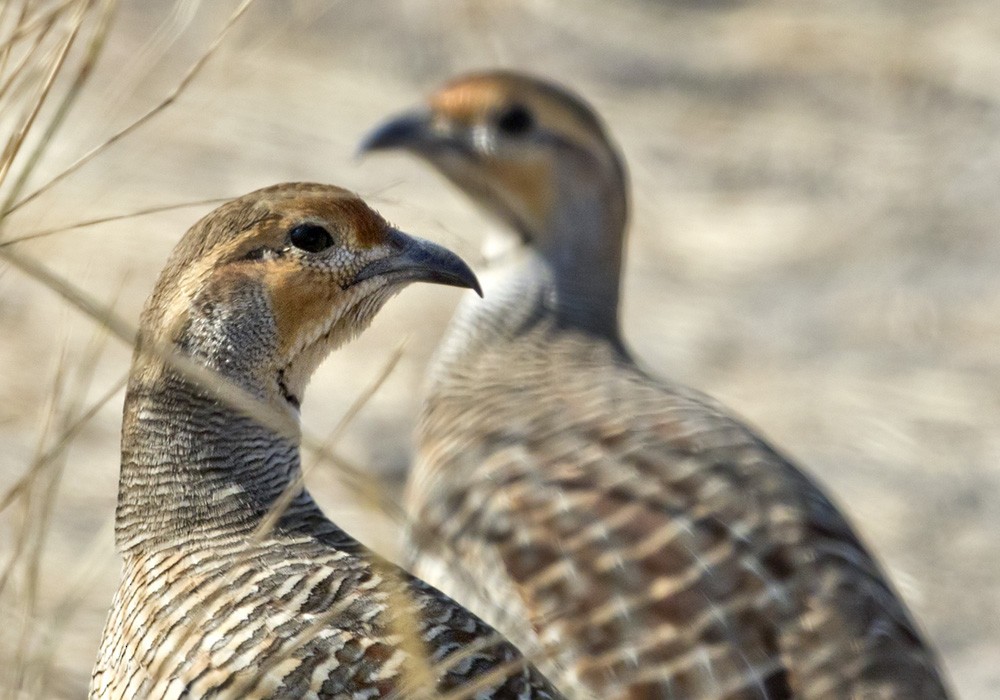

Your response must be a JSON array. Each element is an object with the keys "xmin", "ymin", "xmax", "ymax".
[{"xmin": 0, "ymin": 0, "xmax": 997, "ymax": 696}]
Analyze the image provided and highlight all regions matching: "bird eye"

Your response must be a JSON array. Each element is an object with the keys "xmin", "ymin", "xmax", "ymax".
[
  {"xmin": 495, "ymin": 104, "xmax": 534, "ymax": 137},
  {"xmin": 289, "ymin": 224, "xmax": 334, "ymax": 253}
]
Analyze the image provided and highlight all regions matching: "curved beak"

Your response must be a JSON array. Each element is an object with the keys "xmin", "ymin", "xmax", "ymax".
[
  {"xmin": 358, "ymin": 110, "xmax": 433, "ymax": 156},
  {"xmin": 353, "ymin": 228, "xmax": 482, "ymax": 297}
]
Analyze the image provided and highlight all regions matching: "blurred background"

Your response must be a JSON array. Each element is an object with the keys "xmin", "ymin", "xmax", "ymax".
[{"xmin": 0, "ymin": 0, "xmax": 997, "ymax": 697}]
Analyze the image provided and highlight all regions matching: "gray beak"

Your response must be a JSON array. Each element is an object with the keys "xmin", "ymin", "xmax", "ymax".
[
  {"xmin": 353, "ymin": 228, "xmax": 482, "ymax": 297},
  {"xmin": 358, "ymin": 110, "xmax": 433, "ymax": 155}
]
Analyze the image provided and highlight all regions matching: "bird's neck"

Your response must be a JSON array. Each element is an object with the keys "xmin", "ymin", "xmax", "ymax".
[
  {"xmin": 534, "ymin": 185, "xmax": 626, "ymax": 337},
  {"xmin": 474, "ymin": 169, "xmax": 627, "ymax": 342},
  {"xmin": 428, "ymin": 196, "xmax": 627, "ymax": 390},
  {"xmin": 516, "ymin": 150, "xmax": 629, "ymax": 338},
  {"xmin": 115, "ymin": 368, "xmax": 324, "ymax": 555}
]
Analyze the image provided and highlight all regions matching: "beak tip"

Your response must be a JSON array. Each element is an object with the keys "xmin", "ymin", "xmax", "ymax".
[
  {"xmin": 359, "ymin": 111, "xmax": 428, "ymax": 156},
  {"xmin": 436, "ymin": 251, "xmax": 482, "ymax": 298},
  {"xmin": 356, "ymin": 131, "xmax": 385, "ymax": 158}
]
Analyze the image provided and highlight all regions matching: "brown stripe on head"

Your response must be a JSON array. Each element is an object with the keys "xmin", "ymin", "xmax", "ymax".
[
  {"xmin": 300, "ymin": 192, "xmax": 388, "ymax": 250},
  {"xmin": 431, "ymin": 71, "xmax": 613, "ymax": 155},
  {"xmin": 422, "ymin": 72, "xmax": 627, "ymax": 243},
  {"xmin": 160, "ymin": 184, "xmax": 389, "ymax": 274},
  {"xmin": 431, "ymin": 73, "xmax": 512, "ymax": 126}
]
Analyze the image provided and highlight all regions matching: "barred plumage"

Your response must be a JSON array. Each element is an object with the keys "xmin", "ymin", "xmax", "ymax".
[
  {"xmin": 362, "ymin": 73, "xmax": 951, "ymax": 698},
  {"xmin": 90, "ymin": 183, "xmax": 562, "ymax": 699}
]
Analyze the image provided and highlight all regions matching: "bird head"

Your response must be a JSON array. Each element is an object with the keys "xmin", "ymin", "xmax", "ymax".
[
  {"xmin": 134, "ymin": 182, "xmax": 480, "ymax": 414},
  {"xmin": 361, "ymin": 71, "xmax": 628, "ymax": 252}
]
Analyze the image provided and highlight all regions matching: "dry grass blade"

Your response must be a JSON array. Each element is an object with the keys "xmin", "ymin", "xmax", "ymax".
[
  {"xmin": 25, "ymin": 512, "xmax": 116, "ymax": 700},
  {"xmin": 0, "ymin": 1, "xmax": 75, "ymax": 56},
  {"xmin": 0, "ymin": 0, "xmax": 117, "ymax": 216},
  {"xmin": 0, "ymin": 4, "xmax": 125, "ymax": 695},
  {"xmin": 437, "ymin": 657, "xmax": 533, "ymax": 700},
  {"xmin": 2, "ymin": 336, "xmax": 69, "ymax": 696},
  {"xmin": 0, "ymin": 374, "xmax": 126, "ymax": 516},
  {"xmin": 0, "ymin": 6, "xmax": 60, "ymax": 106},
  {"xmin": 17, "ymin": 380, "xmax": 122, "ymax": 699},
  {"xmin": 373, "ymin": 560, "xmax": 436, "ymax": 700},
  {"xmin": 4, "ymin": 0, "xmax": 258, "ymax": 217},
  {"xmin": 219, "ymin": 558, "xmax": 436, "ymax": 699},
  {"xmin": 0, "ymin": 245, "xmax": 136, "ymax": 343},
  {"xmin": 216, "ymin": 591, "xmax": 360, "ymax": 699},
  {"xmin": 0, "ymin": 1, "xmax": 88, "ymax": 194},
  {"xmin": 6, "ymin": 274, "xmax": 125, "ymax": 698},
  {"xmin": 253, "ymin": 340, "xmax": 409, "ymax": 541},
  {"xmin": 0, "ymin": 196, "xmax": 229, "ymax": 248},
  {"xmin": 427, "ymin": 630, "xmax": 510, "ymax": 682},
  {"xmin": 0, "ymin": 344, "xmax": 66, "ymax": 592}
]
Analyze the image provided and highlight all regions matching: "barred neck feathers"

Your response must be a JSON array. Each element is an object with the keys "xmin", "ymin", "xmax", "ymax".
[{"xmin": 115, "ymin": 369, "xmax": 318, "ymax": 553}]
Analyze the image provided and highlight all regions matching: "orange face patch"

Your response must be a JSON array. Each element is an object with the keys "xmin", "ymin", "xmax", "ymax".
[
  {"xmin": 486, "ymin": 158, "xmax": 554, "ymax": 231},
  {"xmin": 431, "ymin": 74, "xmax": 513, "ymax": 127},
  {"xmin": 265, "ymin": 262, "xmax": 343, "ymax": 359}
]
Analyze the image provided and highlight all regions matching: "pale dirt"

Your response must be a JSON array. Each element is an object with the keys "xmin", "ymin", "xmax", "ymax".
[{"xmin": 0, "ymin": 1, "xmax": 997, "ymax": 697}]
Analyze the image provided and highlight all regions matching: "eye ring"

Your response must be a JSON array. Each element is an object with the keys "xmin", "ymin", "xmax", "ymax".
[
  {"xmin": 289, "ymin": 224, "xmax": 334, "ymax": 253},
  {"xmin": 495, "ymin": 104, "xmax": 534, "ymax": 137}
]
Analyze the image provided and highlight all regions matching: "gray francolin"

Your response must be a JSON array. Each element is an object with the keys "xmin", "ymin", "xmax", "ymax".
[
  {"xmin": 90, "ymin": 182, "xmax": 563, "ymax": 699},
  {"xmin": 361, "ymin": 72, "xmax": 950, "ymax": 699}
]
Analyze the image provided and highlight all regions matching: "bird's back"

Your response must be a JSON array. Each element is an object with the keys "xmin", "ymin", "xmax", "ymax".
[
  {"xmin": 409, "ymin": 318, "xmax": 949, "ymax": 698},
  {"xmin": 92, "ymin": 525, "xmax": 559, "ymax": 699}
]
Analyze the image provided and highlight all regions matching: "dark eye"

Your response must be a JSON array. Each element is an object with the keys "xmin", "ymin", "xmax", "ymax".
[
  {"xmin": 289, "ymin": 224, "xmax": 333, "ymax": 253},
  {"xmin": 495, "ymin": 104, "xmax": 534, "ymax": 137}
]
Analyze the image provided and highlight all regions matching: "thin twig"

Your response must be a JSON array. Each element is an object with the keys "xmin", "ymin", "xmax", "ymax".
[
  {"xmin": 253, "ymin": 340, "xmax": 408, "ymax": 540},
  {"xmin": 4, "ymin": 0, "xmax": 258, "ymax": 217},
  {"xmin": 0, "ymin": 196, "xmax": 228, "ymax": 248},
  {"xmin": 0, "ymin": 0, "xmax": 88, "ymax": 195},
  {"xmin": 0, "ymin": 0, "xmax": 118, "ymax": 216},
  {"xmin": 0, "ymin": 374, "xmax": 126, "ymax": 516}
]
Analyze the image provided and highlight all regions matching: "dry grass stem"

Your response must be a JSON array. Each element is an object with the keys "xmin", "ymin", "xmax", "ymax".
[
  {"xmin": 373, "ymin": 559, "xmax": 436, "ymax": 700},
  {"xmin": 4, "ymin": 0, "xmax": 258, "ymax": 217},
  {"xmin": 3, "ymin": 338, "xmax": 69, "ymax": 695},
  {"xmin": 0, "ymin": 8, "xmax": 59, "ymax": 106},
  {"xmin": 0, "ymin": 1, "xmax": 75, "ymax": 56},
  {"xmin": 0, "ymin": 196, "xmax": 229, "ymax": 247},
  {"xmin": 5, "ymin": 275, "xmax": 124, "ymax": 696},
  {"xmin": 0, "ymin": 0, "xmax": 117, "ymax": 216},
  {"xmin": 254, "ymin": 340, "xmax": 408, "ymax": 541},
  {"xmin": 0, "ymin": 242, "xmax": 403, "ymax": 522},
  {"xmin": 0, "ymin": 375, "xmax": 127, "ymax": 516},
  {"xmin": 0, "ymin": 0, "xmax": 89, "ymax": 196}
]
